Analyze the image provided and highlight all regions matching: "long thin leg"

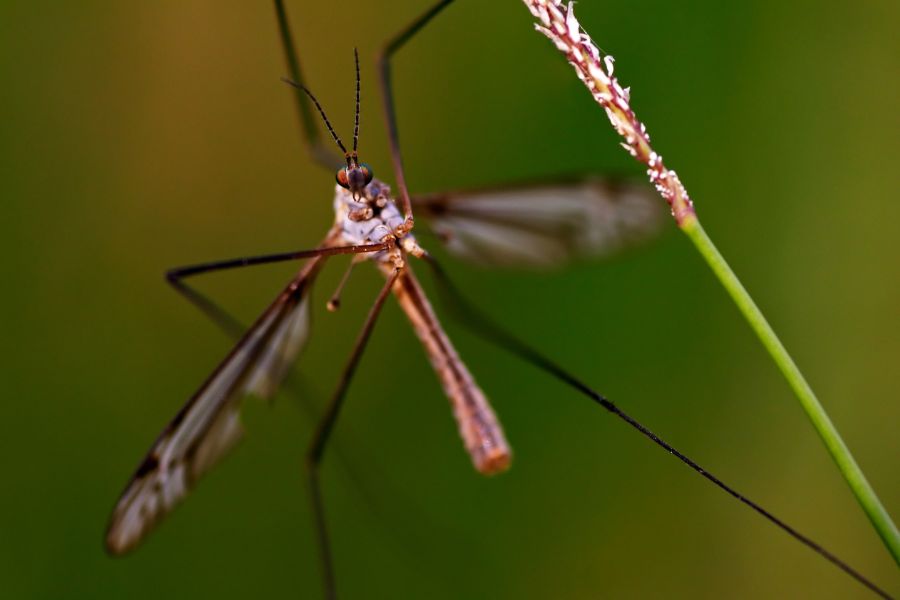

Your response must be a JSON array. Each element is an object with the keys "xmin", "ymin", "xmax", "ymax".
[
  {"xmin": 377, "ymin": 0, "xmax": 457, "ymax": 227},
  {"xmin": 422, "ymin": 257, "xmax": 891, "ymax": 599},
  {"xmin": 273, "ymin": 0, "xmax": 342, "ymax": 169},
  {"xmin": 326, "ymin": 256, "xmax": 363, "ymax": 312},
  {"xmin": 305, "ymin": 268, "xmax": 401, "ymax": 600},
  {"xmin": 165, "ymin": 241, "xmax": 390, "ymax": 337},
  {"xmin": 166, "ymin": 242, "xmax": 390, "ymax": 281},
  {"xmin": 167, "ymin": 275, "xmax": 247, "ymax": 340}
]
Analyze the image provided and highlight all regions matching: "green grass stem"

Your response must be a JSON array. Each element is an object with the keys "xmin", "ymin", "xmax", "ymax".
[{"xmin": 682, "ymin": 217, "xmax": 900, "ymax": 564}]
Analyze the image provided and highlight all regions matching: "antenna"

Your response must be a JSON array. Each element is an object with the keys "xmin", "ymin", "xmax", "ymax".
[
  {"xmin": 281, "ymin": 77, "xmax": 348, "ymax": 156},
  {"xmin": 353, "ymin": 48, "xmax": 361, "ymax": 154}
]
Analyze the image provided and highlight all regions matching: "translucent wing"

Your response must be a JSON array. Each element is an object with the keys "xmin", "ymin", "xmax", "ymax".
[
  {"xmin": 105, "ymin": 256, "xmax": 325, "ymax": 555},
  {"xmin": 413, "ymin": 176, "xmax": 662, "ymax": 268}
]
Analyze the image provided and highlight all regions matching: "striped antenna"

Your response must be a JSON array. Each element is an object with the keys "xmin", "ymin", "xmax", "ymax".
[
  {"xmin": 281, "ymin": 77, "xmax": 348, "ymax": 156},
  {"xmin": 353, "ymin": 48, "xmax": 361, "ymax": 154}
]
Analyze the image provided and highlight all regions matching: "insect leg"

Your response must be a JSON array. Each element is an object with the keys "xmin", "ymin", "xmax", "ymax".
[
  {"xmin": 326, "ymin": 255, "xmax": 364, "ymax": 312},
  {"xmin": 167, "ymin": 242, "xmax": 390, "ymax": 281},
  {"xmin": 305, "ymin": 268, "xmax": 401, "ymax": 600},
  {"xmin": 377, "ymin": 0, "xmax": 457, "ymax": 228},
  {"xmin": 421, "ymin": 257, "xmax": 890, "ymax": 599},
  {"xmin": 273, "ymin": 0, "xmax": 343, "ymax": 169},
  {"xmin": 164, "ymin": 241, "xmax": 391, "ymax": 331}
]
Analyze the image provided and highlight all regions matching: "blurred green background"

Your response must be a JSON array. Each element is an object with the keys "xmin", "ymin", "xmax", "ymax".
[{"xmin": 1, "ymin": 1, "xmax": 898, "ymax": 598}]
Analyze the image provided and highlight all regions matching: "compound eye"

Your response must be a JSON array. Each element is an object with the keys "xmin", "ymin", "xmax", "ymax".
[
  {"xmin": 359, "ymin": 163, "xmax": 374, "ymax": 185},
  {"xmin": 336, "ymin": 168, "xmax": 350, "ymax": 189}
]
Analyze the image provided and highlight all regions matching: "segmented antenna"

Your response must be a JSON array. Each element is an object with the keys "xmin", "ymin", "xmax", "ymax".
[
  {"xmin": 281, "ymin": 77, "xmax": 348, "ymax": 155},
  {"xmin": 353, "ymin": 48, "xmax": 361, "ymax": 154}
]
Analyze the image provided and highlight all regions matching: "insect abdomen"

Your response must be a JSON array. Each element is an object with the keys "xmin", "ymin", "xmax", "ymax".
[{"xmin": 385, "ymin": 265, "xmax": 511, "ymax": 475}]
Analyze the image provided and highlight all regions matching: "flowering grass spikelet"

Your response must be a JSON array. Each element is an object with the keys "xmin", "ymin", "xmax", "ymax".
[{"xmin": 523, "ymin": 0, "xmax": 695, "ymax": 225}]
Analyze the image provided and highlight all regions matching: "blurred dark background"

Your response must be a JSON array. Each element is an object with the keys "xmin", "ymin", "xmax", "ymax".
[{"xmin": 1, "ymin": 1, "xmax": 898, "ymax": 598}]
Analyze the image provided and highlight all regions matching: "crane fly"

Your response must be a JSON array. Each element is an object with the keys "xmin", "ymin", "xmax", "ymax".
[{"xmin": 104, "ymin": 1, "xmax": 891, "ymax": 598}]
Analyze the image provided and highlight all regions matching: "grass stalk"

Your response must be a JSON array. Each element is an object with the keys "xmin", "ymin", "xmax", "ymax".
[
  {"xmin": 520, "ymin": 0, "xmax": 900, "ymax": 563},
  {"xmin": 684, "ymin": 218, "xmax": 900, "ymax": 563}
]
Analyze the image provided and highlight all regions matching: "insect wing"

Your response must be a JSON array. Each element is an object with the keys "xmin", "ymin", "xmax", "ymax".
[
  {"xmin": 105, "ymin": 257, "xmax": 324, "ymax": 555},
  {"xmin": 414, "ymin": 177, "xmax": 661, "ymax": 268}
]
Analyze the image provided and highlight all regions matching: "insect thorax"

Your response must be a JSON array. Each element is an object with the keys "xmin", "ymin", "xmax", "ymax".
[{"xmin": 333, "ymin": 178, "xmax": 423, "ymax": 264}]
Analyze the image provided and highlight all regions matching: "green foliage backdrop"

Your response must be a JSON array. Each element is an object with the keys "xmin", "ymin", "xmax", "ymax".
[{"xmin": 1, "ymin": 1, "xmax": 898, "ymax": 598}]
